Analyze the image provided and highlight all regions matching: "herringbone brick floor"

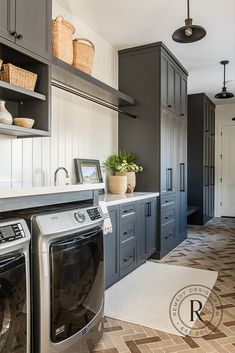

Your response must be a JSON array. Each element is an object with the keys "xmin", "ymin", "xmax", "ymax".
[{"xmin": 95, "ymin": 218, "xmax": 235, "ymax": 353}]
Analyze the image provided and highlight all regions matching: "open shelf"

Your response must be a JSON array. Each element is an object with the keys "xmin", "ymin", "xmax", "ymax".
[
  {"xmin": 52, "ymin": 57, "xmax": 135, "ymax": 108},
  {"xmin": 0, "ymin": 80, "xmax": 47, "ymax": 102},
  {"xmin": 0, "ymin": 123, "xmax": 50, "ymax": 138}
]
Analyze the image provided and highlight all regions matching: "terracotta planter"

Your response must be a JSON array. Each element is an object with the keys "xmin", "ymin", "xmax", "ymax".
[
  {"xmin": 109, "ymin": 175, "xmax": 127, "ymax": 194},
  {"xmin": 116, "ymin": 171, "xmax": 136, "ymax": 193}
]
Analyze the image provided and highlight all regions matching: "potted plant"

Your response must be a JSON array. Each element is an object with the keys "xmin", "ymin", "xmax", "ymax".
[{"xmin": 103, "ymin": 151, "xmax": 143, "ymax": 193}]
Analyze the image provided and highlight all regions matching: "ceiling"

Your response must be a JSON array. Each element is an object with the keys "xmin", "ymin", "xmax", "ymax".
[{"xmin": 56, "ymin": 0, "xmax": 235, "ymax": 105}]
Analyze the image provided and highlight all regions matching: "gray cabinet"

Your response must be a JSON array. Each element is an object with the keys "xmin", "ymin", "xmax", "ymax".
[
  {"xmin": 104, "ymin": 205, "xmax": 120, "ymax": 289},
  {"xmin": 119, "ymin": 42, "xmax": 188, "ymax": 259},
  {"xmin": 104, "ymin": 196, "xmax": 158, "ymax": 289},
  {"xmin": 188, "ymin": 93, "xmax": 215, "ymax": 225},
  {"xmin": 0, "ymin": 0, "xmax": 51, "ymax": 59},
  {"xmin": 0, "ymin": 0, "xmax": 16, "ymax": 42},
  {"xmin": 136, "ymin": 198, "xmax": 157, "ymax": 265}
]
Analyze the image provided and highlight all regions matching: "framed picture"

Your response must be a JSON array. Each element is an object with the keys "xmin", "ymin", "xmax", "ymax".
[{"xmin": 74, "ymin": 159, "xmax": 104, "ymax": 193}]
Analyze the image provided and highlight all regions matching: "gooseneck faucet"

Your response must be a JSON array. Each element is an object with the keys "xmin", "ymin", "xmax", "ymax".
[{"xmin": 54, "ymin": 167, "xmax": 70, "ymax": 186}]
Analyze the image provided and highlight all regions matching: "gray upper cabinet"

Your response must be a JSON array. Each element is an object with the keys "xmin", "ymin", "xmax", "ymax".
[
  {"xmin": 119, "ymin": 42, "xmax": 188, "ymax": 259},
  {"xmin": 0, "ymin": 0, "xmax": 51, "ymax": 60},
  {"xmin": 0, "ymin": 0, "xmax": 16, "ymax": 42}
]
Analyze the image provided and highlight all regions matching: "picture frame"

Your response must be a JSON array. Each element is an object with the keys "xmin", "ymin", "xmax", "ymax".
[{"xmin": 74, "ymin": 159, "xmax": 104, "ymax": 194}]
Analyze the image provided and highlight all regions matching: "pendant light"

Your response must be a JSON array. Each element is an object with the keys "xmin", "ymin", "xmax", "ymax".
[
  {"xmin": 172, "ymin": 0, "xmax": 206, "ymax": 43},
  {"xmin": 215, "ymin": 61, "xmax": 234, "ymax": 99}
]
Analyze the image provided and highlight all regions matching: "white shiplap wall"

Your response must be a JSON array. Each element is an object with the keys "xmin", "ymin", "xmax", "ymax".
[{"xmin": 0, "ymin": 1, "xmax": 118, "ymax": 189}]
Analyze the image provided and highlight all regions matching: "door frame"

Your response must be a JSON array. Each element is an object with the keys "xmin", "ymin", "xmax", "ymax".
[{"xmin": 216, "ymin": 123, "xmax": 235, "ymax": 217}]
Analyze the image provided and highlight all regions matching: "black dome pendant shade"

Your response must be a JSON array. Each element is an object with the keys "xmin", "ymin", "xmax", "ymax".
[
  {"xmin": 172, "ymin": 0, "xmax": 206, "ymax": 43},
  {"xmin": 215, "ymin": 60, "xmax": 234, "ymax": 99}
]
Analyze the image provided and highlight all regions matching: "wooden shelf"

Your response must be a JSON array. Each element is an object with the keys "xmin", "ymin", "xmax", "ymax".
[
  {"xmin": 52, "ymin": 57, "xmax": 135, "ymax": 108},
  {"xmin": 0, "ymin": 80, "xmax": 47, "ymax": 102},
  {"xmin": 0, "ymin": 123, "xmax": 50, "ymax": 138}
]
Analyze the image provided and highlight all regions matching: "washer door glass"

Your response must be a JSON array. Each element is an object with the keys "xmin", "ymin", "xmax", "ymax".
[
  {"xmin": 0, "ymin": 253, "xmax": 27, "ymax": 353},
  {"xmin": 50, "ymin": 227, "xmax": 104, "ymax": 343}
]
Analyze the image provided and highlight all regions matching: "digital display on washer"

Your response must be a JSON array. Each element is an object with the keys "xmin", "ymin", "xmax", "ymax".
[{"xmin": 0, "ymin": 226, "xmax": 15, "ymax": 239}]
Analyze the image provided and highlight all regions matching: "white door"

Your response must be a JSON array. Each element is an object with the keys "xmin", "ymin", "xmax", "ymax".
[{"xmin": 221, "ymin": 125, "xmax": 235, "ymax": 216}]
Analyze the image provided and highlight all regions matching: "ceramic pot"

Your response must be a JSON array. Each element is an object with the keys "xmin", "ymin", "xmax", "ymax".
[
  {"xmin": 116, "ymin": 171, "xmax": 136, "ymax": 193},
  {"xmin": 109, "ymin": 175, "xmax": 127, "ymax": 194},
  {"xmin": 0, "ymin": 101, "xmax": 13, "ymax": 125}
]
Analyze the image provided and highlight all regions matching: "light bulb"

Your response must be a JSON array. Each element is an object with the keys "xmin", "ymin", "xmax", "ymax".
[{"xmin": 185, "ymin": 27, "xmax": 193, "ymax": 37}]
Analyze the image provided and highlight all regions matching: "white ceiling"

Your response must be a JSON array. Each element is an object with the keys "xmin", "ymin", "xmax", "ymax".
[{"xmin": 56, "ymin": 0, "xmax": 235, "ymax": 105}]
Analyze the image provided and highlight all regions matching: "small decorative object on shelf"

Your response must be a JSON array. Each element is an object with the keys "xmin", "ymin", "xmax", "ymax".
[
  {"xmin": 13, "ymin": 117, "xmax": 35, "ymax": 129},
  {"xmin": 52, "ymin": 16, "xmax": 75, "ymax": 65},
  {"xmin": 103, "ymin": 151, "xmax": 143, "ymax": 193},
  {"xmin": 0, "ymin": 100, "xmax": 13, "ymax": 125},
  {"xmin": 0, "ymin": 63, "xmax": 37, "ymax": 91},
  {"xmin": 73, "ymin": 38, "xmax": 95, "ymax": 75}
]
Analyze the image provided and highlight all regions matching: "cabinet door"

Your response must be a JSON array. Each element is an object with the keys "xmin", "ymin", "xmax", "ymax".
[
  {"xmin": 168, "ymin": 62, "xmax": 175, "ymax": 111},
  {"xmin": 136, "ymin": 201, "xmax": 147, "ymax": 266},
  {"xmin": 146, "ymin": 199, "xmax": 157, "ymax": 257},
  {"xmin": 175, "ymin": 71, "xmax": 181, "ymax": 116},
  {"xmin": 161, "ymin": 109, "xmax": 174, "ymax": 192},
  {"xmin": 0, "ymin": 0, "xmax": 16, "ymax": 42},
  {"xmin": 105, "ymin": 206, "xmax": 120, "ymax": 289},
  {"xmin": 180, "ymin": 76, "xmax": 187, "ymax": 118},
  {"xmin": 161, "ymin": 54, "xmax": 168, "ymax": 107},
  {"xmin": 15, "ymin": 0, "xmax": 51, "ymax": 59}
]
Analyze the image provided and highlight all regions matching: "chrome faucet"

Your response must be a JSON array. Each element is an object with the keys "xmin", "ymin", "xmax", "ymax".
[{"xmin": 54, "ymin": 167, "xmax": 70, "ymax": 186}]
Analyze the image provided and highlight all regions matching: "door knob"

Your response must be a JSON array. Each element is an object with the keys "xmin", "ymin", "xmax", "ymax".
[
  {"xmin": 11, "ymin": 31, "xmax": 18, "ymax": 38},
  {"xmin": 17, "ymin": 34, "xmax": 23, "ymax": 40}
]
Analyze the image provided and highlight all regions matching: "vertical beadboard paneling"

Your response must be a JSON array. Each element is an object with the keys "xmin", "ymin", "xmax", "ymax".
[
  {"xmin": 0, "ymin": 3, "xmax": 118, "ymax": 190},
  {"xmin": 0, "ymin": 135, "xmax": 12, "ymax": 188},
  {"xmin": 11, "ymin": 138, "xmax": 23, "ymax": 188}
]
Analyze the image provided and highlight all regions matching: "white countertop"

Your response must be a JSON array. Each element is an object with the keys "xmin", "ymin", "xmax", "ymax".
[
  {"xmin": 0, "ymin": 183, "xmax": 105, "ymax": 199},
  {"xmin": 99, "ymin": 192, "xmax": 159, "ymax": 206}
]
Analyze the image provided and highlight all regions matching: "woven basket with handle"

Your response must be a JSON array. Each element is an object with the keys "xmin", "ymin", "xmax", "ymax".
[
  {"xmin": 52, "ymin": 16, "xmax": 75, "ymax": 65},
  {"xmin": 72, "ymin": 38, "xmax": 95, "ymax": 75},
  {"xmin": 0, "ymin": 63, "xmax": 37, "ymax": 91}
]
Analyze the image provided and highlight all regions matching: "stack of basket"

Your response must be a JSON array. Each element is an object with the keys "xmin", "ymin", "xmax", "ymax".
[{"xmin": 52, "ymin": 16, "xmax": 95, "ymax": 75}]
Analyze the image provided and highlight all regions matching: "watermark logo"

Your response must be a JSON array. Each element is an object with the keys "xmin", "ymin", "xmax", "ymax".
[{"xmin": 169, "ymin": 285, "xmax": 223, "ymax": 337}]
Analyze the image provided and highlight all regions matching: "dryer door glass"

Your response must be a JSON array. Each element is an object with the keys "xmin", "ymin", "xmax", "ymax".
[
  {"xmin": 0, "ymin": 253, "xmax": 27, "ymax": 353},
  {"xmin": 50, "ymin": 227, "xmax": 104, "ymax": 343}
]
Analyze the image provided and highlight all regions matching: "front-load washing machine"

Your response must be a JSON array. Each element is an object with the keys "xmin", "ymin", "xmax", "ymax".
[
  {"xmin": 0, "ymin": 219, "xmax": 31, "ymax": 353},
  {"xmin": 21, "ymin": 204, "xmax": 104, "ymax": 353}
]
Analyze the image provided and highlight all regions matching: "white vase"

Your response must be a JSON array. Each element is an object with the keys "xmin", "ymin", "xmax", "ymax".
[
  {"xmin": 0, "ymin": 101, "xmax": 13, "ymax": 125},
  {"xmin": 116, "ymin": 171, "xmax": 136, "ymax": 193}
]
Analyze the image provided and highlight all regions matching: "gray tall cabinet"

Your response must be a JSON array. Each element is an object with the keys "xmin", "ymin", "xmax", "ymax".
[{"xmin": 118, "ymin": 42, "xmax": 188, "ymax": 259}]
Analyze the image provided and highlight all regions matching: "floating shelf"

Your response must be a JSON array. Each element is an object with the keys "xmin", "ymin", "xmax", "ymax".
[
  {"xmin": 0, "ymin": 123, "xmax": 50, "ymax": 138},
  {"xmin": 52, "ymin": 57, "xmax": 135, "ymax": 108},
  {"xmin": 0, "ymin": 80, "xmax": 47, "ymax": 102}
]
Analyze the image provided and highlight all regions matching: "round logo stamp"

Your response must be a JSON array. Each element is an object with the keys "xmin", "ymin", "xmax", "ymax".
[{"xmin": 169, "ymin": 285, "xmax": 223, "ymax": 337}]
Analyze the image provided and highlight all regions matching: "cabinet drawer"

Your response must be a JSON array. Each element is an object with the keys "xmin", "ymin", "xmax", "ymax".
[
  {"xmin": 120, "ymin": 242, "xmax": 136, "ymax": 275},
  {"xmin": 120, "ymin": 220, "xmax": 136, "ymax": 248},
  {"xmin": 161, "ymin": 206, "xmax": 175, "ymax": 226},
  {"xmin": 161, "ymin": 221, "xmax": 176, "ymax": 254},
  {"xmin": 161, "ymin": 193, "xmax": 175, "ymax": 207},
  {"xmin": 120, "ymin": 203, "xmax": 136, "ymax": 218}
]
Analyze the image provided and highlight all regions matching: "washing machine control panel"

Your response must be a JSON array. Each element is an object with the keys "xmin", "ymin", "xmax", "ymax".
[
  {"xmin": 87, "ymin": 207, "xmax": 102, "ymax": 221},
  {"xmin": 0, "ymin": 223, "xmax": 25, "ymax": 243},
  {"xmin": 75, "ymin": 211, "xmax": 86, "ymax": 223}
]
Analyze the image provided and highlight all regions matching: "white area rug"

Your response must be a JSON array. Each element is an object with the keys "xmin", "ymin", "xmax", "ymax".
[{"xmin": 105, "ymin": 261, "xmax": 218, "ymax": 336}]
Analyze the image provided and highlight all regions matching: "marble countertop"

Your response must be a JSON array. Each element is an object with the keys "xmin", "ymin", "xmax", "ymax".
[
  {"xmin": 99, "ymin": 192, "xmax": 159, "ymax": 206},
  {"xmin": 0, "ymin": 183, "xmax": 105, "ymax": 199}
]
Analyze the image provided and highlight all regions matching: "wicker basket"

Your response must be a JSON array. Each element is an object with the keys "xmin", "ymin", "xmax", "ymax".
[
  {"xmin": 0, "ymin": 64, "xmax": 37, "ymax": 91},
  {"xmin": 52, "ymin": 16, "xmax": 75, "ymax": 64},
  {"xmin": 72, "ymin": 38, "xmax": 95, "ymax": 75}
]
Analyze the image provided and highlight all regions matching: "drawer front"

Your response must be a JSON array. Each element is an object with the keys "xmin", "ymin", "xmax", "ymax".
[
  {"xmin": 120, "ymin": 242, "xmax": 136, "ymax": 274},
  {"xmin": 161, "ymin": 221, "xmax": 176, "ymax": 254},
  {"xmin": 120, "ymin": 220, "xmax": 136, "ymax": 247},
  {"xmin": 120, "ymin": 203, "xmax": 136, "ymax": 219},
  {"xmin": 161, "ymin": 206, "xmax": 175, "ymax": 226},
  {"xmin": 161, "ymin": 192, "xmax": 176, "ymax": 207}
]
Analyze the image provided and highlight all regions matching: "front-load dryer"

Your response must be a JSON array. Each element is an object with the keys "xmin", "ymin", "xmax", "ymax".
[
  {"xmin": 21, "ymin": 204, "xmax": 104, "ymax": 353},
  {"xmin": 0, "ymin": 219, "xmax": 31, "ymax": 353}
]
